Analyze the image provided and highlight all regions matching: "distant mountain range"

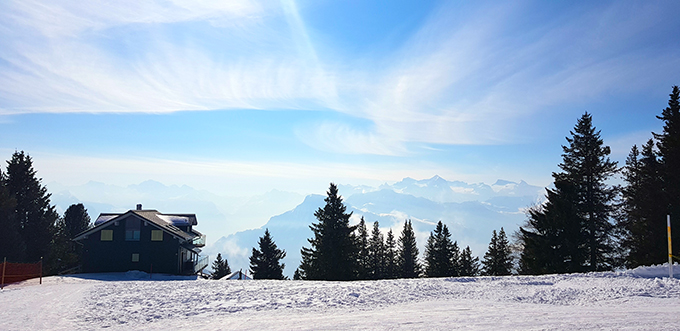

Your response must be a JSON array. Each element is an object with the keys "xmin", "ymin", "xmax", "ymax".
[
  {"xmin": 205, "ymin": 176, "xmax": 546, "ymax": 278},
  {"xmin": 47, "ymin": 176, "xmax": 546, "ymax": 278}
]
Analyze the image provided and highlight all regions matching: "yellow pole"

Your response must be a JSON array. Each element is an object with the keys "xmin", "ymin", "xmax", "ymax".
[{"xmin": 669, "ymin": 215, "xmax": 673, "ymax": 279}]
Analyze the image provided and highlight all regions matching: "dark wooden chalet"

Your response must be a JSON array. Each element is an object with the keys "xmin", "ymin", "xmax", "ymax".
[{"xmin": 73, "ymin": 204, "xmax": 207, "ymax": 275}]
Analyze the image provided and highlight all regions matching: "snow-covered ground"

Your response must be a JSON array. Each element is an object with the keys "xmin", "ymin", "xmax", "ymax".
[{"xmin": 2, "ymin": 266, "xmax": 680, "ymax": 330}]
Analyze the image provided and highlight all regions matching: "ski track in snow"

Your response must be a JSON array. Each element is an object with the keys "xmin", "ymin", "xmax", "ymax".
[{"xmin": 2, "ymin": 267, "xmax": 680, "ymax": 330}]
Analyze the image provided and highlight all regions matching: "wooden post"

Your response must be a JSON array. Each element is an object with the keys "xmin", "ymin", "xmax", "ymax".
[
  {"xmin": 1, "ymin": 257, "xmax": 6, "ymax": 289},
  {"xmin": 39, "ymin": 257, "xmax": 43, "ymax": 285}
]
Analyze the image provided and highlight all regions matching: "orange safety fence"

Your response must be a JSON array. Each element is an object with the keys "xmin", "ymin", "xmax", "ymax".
[{"xmin": 1, "ymin": 259, "xmax": 42, "ymax": 288}]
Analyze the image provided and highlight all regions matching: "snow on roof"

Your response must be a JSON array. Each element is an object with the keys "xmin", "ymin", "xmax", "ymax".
[
  {"xmin": 93, "ymin": 211, "xmax": 197, "ymax": 227},
  {"xmin": 157, "ymin": 215, "xmax": 192, "ymax": 227},
  {"xmin": 94, "ymin": 214, "xmax": 118, "ymax": 225}
]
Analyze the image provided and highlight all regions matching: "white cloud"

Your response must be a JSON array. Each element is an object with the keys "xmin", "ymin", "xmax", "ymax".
[
  {"xmin": 2, "ymin": 0, "xmax": 263, "ymax": 38},
  {"xmin": 1, "ymin": 0, "xmax": 678, "ymax": 153},
  {"xmin": 295, "ymin": 121, "xmax": 409, "ymax": 156},
  {"xmin": 0, "ymin": 0, "xmax": 338, "ymax": 115},
  {"xmin": 324, "ymin": 1, "xmax": 680, "ymax": 149}
]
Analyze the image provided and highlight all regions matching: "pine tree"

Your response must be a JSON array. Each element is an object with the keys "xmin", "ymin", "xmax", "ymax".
[
  {"xmin": 384, "ymin": 229, "xmax": 398, "ymax": 279},
  {"xmin": 424, "ymin": 227, "xmax": 439, "ymax": 277},
  {"xmin": 51, "ymin": 204, "xmax": 92, "ymax": 272},
  {"xmin": 496, "ymin": 228, "xmax": 513, "ymax": 274},
  {"xmin": 367, "ymin": 221, "xmax": 385, "ymax": 279},
  {"xmin": 653, "ymin": 85, "xmax": 680, "ymax": 258},
  {"xmin": 397, "ymin": 219, "xmax": 421, "ymax": 278},
  {"xmin": 5, "ymin": 151, "xmax": 58, "ymax": 263},
  {"xmin": 298, "ymin": 183, "xmax": 357, "ymax": 280},
  {"xmin": 355, "ymin": 217, "xmax": 370, "ymax": 280},
  {"xmin": 619, "ymin": 141, "xmax": 667, "ymax": 267},
  {"xmin": 450, "ymin": 240, "xmax": 461, "ymax": 276},
  {"xmin": 62, "ymin": 203, "xmax": 91, "ymax": 240},
  {"xmin": 519, "ymin": 113, "xmax": 617, "ymax": 273},
  {"xmin": 424, "ymin": 221, "xmax": 458, "ymax": 277},
  {"xmin": 249, "ymin": 229, "xmax": 286, "ymax": 280},
  {"xmin": 0, "ymin": 168, "xmax": 24, "ymax": 261},
  {"xmin": 557, "ymin": 113, "xmax": 618, "ymax": 270},
  {"xmin": 211, "ymin": 253, "xmax": 231, "ymax": 279},
  {"xmin": 482, "ymin": 228, "xmax": 513, "ymax": 276},
  {"xmin": 518, "ymin": 181, "xmax": 584, "ymax": 275},
  {"xmin": 458, "ymin": 246, "xmax": 480, "ymax": 276}
]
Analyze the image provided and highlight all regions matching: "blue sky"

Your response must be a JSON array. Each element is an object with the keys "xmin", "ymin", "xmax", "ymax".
[{"xmin": 1, "ymin": 0, "xmax": 679, "ymax": 196}]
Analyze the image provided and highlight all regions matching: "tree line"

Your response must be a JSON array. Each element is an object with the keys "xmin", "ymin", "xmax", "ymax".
[
  {"xmin": 518, "ymin": 85, "xmax": 680, "ymax": 274},
  {"xmin": 213, "ymin": 183, "xmax": 513, "ymax": 281},
  {"xmin": 0, "ymin": 151, "xmax": 91, "ymax": 274},
  {"xmin": 290, "ymin": 183, "xmax": 512, "ymax": 280}
]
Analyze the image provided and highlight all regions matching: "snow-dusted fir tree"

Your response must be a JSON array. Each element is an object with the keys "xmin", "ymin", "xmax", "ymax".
[
  {"xmin": 397, "ymin": 220, "xmax": 421, "ymax": 278},
  {"xmin": 482, "ymin": 228, "xmax": 513, "ymax": 276},
  {"xmin": 211, "ymin": 253, "xmax": 231, "ymax": 279},
  {"xmin": 249, "ymin": 228, "xmax": 286, "ymax": 280},
  {"xmin": 299, "ymin": 183, "xmax": 357, "ymax": 280}
]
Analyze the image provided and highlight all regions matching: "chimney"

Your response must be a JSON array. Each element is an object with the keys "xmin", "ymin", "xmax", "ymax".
[{"xmin": 136, "ymin": 204, "xmax": 142, "ymax": 211}]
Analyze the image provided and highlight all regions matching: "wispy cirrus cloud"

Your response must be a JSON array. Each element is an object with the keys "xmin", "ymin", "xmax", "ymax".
[
  {"xmin": 329, "ymin": 1, "xmax": 680, "ymax": 149},
  {"xmin": 1, "ymin": 0, "xmax": 679, "ymax": 156},
  {"xmin": 0, "ymin": 0, "xmax": 337, "ymax": 114},
  {"xmin": 3, "ymin": 0, "xmax": 263, "ymax": 37},
  {"xmin": 294, "ymin": 121, "xmax": 409, "ymax": 156}
]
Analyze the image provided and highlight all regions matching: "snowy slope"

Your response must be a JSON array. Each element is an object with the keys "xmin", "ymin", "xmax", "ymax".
[{"xmin": 1, "ymin": 266, "xmax": 679, "ymax": 330}]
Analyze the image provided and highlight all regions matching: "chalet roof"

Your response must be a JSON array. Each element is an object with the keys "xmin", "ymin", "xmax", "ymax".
[
  {"xmin": 94, "ymin": 211, "xmax": 197, "ymax": 227},
  {"xmin": 74, "ymin": 209, "xmax": 201, "ymax": 242}
]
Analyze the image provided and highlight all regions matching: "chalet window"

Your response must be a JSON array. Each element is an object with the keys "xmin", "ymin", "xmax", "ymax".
[
  {"xmin": 125, "ymin": 218, "xmax": 141, "ymax": 241},
  {"xmin": 132, "ymin": 253, "xmax": 139, "ymax": 262},
  {"xmin": 151, "ymin": 230, "xmax": 163, "ymax": 241},
  {"xmin": 100, "ymin": 230, "xmax": 113, "ymax": 241}
]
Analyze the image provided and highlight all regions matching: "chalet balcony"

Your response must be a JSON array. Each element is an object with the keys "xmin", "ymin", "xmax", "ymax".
[
  {"xmin": 194, "ymin": 255, "xmax": 208, "ymax": 273},
  {"xmin": 183, "ymin": 255, "xmax": 209, "ymax": 275}
]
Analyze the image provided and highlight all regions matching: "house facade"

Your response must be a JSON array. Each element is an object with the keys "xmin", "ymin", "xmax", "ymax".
[{"xmin": 73, "ymin": 205, "xmax": 207, "ymax": 275}]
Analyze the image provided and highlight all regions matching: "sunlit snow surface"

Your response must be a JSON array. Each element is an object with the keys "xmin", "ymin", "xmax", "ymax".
[{"xmin": 1, "ymin": 266, "xmax": 680, "ymax": 330}]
